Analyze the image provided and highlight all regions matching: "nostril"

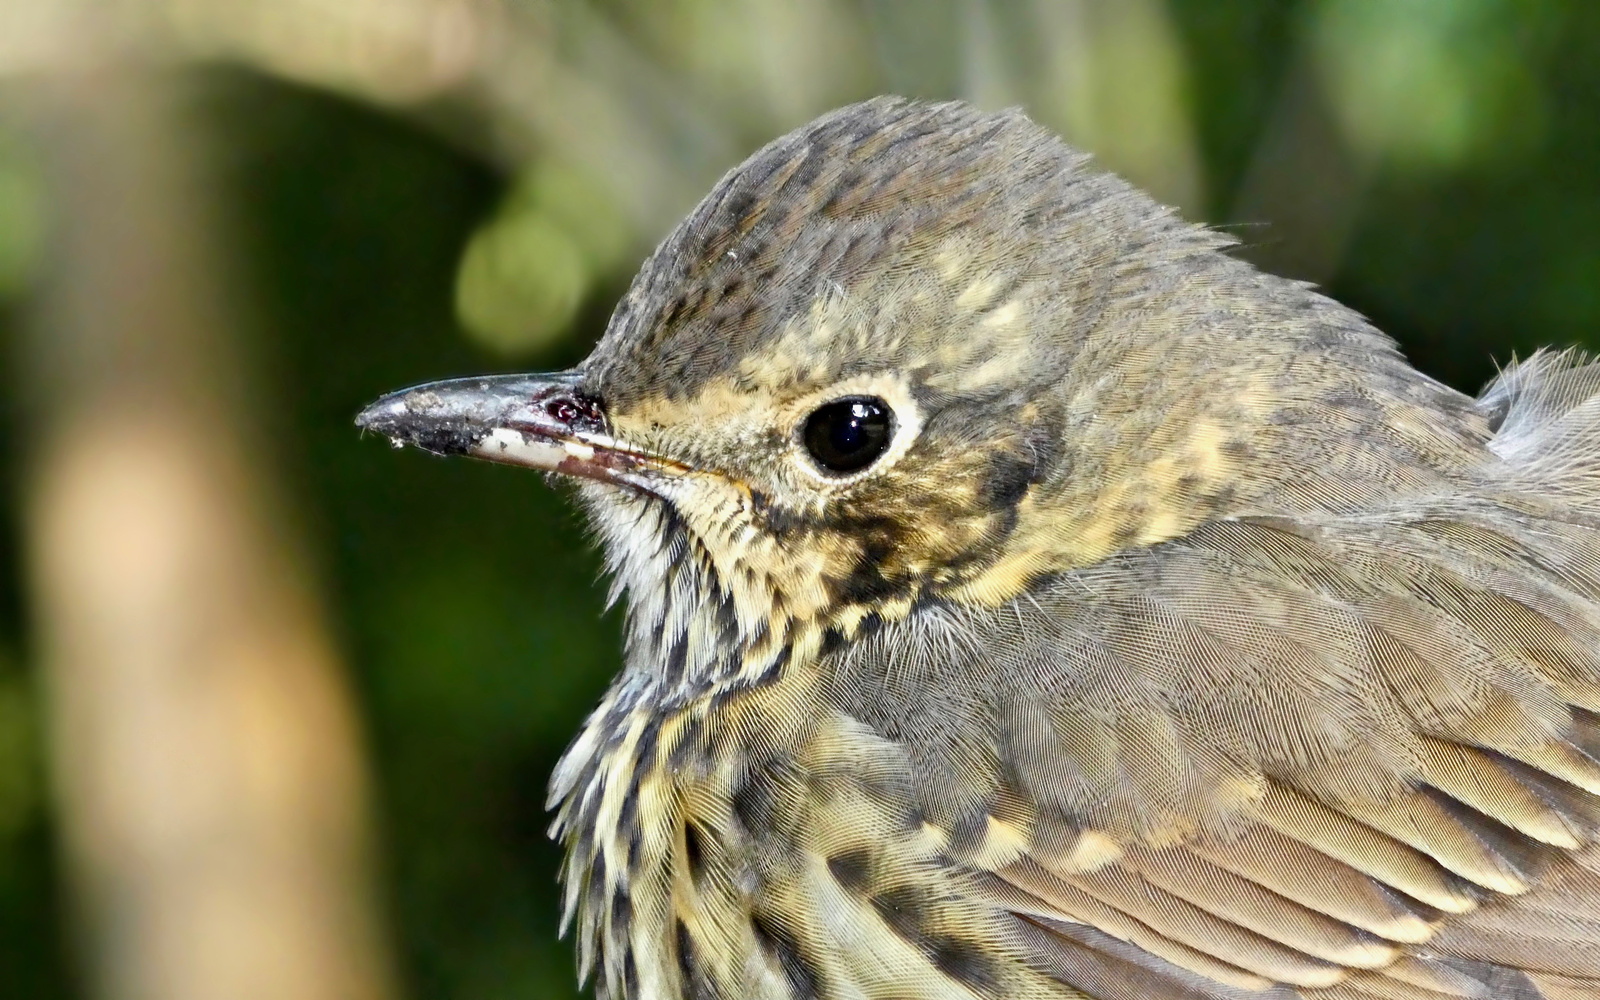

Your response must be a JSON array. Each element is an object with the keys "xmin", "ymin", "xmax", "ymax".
[
  {"xmin": 546, "ymin": 398, "xmax": 581, "ymax": 424},
  {"xmin": 541, "ymin": 392, "xmax": 606, "ymax": 431}
]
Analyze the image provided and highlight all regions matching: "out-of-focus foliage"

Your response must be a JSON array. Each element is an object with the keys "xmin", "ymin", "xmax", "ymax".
[
  {"xmin": 0, "ymin": 127, "xmax": 46, "ymax": 297},
  {"xmin": 1312, "ymin": 0, "xmax": 1548, "ymax": 169},
  {"xmin": 457, "ymin": 161, "xmax": 630, "ymax": 355},
  {"xmin": 0, "ymin": 1, "xmax": 1596, "ymax": 998},
  {"xmin": 0, "ymin": 654, "xmax": 35, "ymax": 841}
]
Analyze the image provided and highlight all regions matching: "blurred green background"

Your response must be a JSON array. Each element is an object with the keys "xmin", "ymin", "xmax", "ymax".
[{"xmin": 0, "ymin": 1, "xmax": 1596, "ymax": 998}]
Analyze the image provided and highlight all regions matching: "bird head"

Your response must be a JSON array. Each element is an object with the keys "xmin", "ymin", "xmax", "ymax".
[{"xmin": 358, "ymin": 97, "xmax": 1481, "ymax": 698}]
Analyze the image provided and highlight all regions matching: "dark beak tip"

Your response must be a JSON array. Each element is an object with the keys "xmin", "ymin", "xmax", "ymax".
[{"xmin": 353, "ymin": 391, "xmax": 482, "ymax": 457}]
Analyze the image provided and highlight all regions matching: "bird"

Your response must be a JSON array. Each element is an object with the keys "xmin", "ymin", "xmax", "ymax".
[{"xmin": 357, "ymin": 97, "xmax": 1600, "ymax": 1000}]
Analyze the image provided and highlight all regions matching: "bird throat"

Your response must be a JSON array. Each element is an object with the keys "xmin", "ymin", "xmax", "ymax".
[
  {"xmin": 546, "ymin": 485, "xmax": 831, "ymax": 991},
  {"xmin": 578, "ymin": 487, "xmax": 812, "ymax": 708}
]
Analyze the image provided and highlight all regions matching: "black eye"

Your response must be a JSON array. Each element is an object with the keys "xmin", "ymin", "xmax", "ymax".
[{"xmin": 802, "ymin": 396, "xmax": 893, "ymax": 474}]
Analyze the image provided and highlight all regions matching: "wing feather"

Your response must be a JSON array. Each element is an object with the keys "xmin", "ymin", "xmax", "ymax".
[
  {"xmin": 1117, "ymin": 845, "xmax": 1401, "ymax": 968},
  {"xmin": 834, "ymin": 506, "xmax": 1600, "ymax": 997},
  {"xmin": 795, "ymin": 354, "xmax": 1600, "ymax": 997},
  {"xmin": 1183, "ymin": 827, "xmax": 1437, "ymax": 943}
]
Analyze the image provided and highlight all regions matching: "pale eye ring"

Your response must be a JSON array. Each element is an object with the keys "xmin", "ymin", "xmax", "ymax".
[{"xmin": 801, "ymin": 396, "xmax": 894, "ymax": 474}]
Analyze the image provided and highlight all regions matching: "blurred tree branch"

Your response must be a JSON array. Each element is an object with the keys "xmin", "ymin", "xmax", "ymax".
[
  {"xmin": 19, "ymin": 54, "xmax": 394, "ymax": 1000},
  {"xmin": 0, "ymin": 0, "xmax": 737, "ymax": 234},
  {"xmin": 1, "ymin": 0, "xmax": 1223, "ymax": 358}
]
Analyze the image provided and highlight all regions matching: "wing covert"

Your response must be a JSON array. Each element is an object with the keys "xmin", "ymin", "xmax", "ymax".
[{"xmin": 828, "ymin": 504, "xmax": 1600, "ymax": 998}]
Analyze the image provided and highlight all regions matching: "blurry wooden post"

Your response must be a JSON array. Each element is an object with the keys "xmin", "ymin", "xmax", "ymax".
[{"xmin": 19, "ymin": 65, "xmax": 395, "ymax": 1000}]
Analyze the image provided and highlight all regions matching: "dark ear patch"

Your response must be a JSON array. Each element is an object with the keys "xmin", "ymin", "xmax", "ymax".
[{"xmin": 978, "ymin": 449, "xmax": 1037, "ymax": 512}]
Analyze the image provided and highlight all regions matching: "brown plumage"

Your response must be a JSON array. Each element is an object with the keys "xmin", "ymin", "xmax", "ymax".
[{"xmin": 358, "ymin": 97, "xmax": 1600, "ymax": 1000}]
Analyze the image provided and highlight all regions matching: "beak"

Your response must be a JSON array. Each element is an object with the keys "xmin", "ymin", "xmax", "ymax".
[{"xmin": 355, "ymin": 371, "xmax": 686, "ymax": 492}]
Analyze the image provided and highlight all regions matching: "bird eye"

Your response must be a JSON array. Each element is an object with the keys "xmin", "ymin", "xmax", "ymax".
[{"xmin": 802, "ymin": 396, "xmax": 893, "ymax": 474}]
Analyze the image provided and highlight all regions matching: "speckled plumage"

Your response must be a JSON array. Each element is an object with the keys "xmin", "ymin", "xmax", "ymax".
[{"xmin": 363, "ymin": 97, "xmax": 1600, "ymax": 1000}]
